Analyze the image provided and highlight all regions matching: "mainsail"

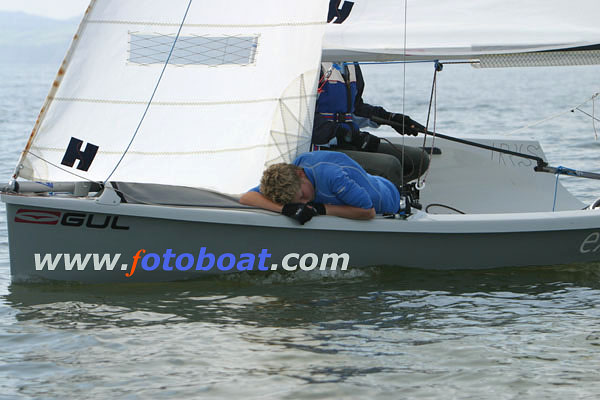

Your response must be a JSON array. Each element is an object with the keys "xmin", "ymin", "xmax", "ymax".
[
  {"xmin": 18, "ymin": 0, "xmax": 327, "ymax": 194},
  {"xmin": 323, "ymin": 0, "xmax": 600, "ymax": 67},
  {"xmin": 17, "ymin": 0, "xmax": 600, "ymax": 194}
]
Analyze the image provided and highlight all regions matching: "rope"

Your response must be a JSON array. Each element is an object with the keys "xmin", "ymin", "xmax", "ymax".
[
  {"xmin": 425, "ymin": 203, "xmax": 465, "ymax": 214},
  {"xmin": 552, "ymin": 166, "xmax": 565, "ymax": 212},
  {"xmin": 417, "ymin": 64, "xmax": 440, "ymax": 188},
  {"xmin": 573, "ymin": 93, "xmax": 600, "ymax": 140},
  {"xmin": 552, "ymin": 166, "xmax": 580, "ymax": 211},
  {"xmin": 317, "ymin": 65, "xmax": 334, "ymax": 94},
  {"xmin": 103, "ymin": 0, "xmax": 193, "ymax": 184},
  {"xmin": 505, "ymin": 92, "xmax": 599, "ymax": 136}
]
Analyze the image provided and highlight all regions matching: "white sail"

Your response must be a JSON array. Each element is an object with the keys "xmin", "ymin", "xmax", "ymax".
[
  {"xmin": 19, "ymin": 0, "xmax": 327, "ymax": 194},
  {"xmin": 323, "ymin": 0, "xmax": 600, "ymax": 66}
]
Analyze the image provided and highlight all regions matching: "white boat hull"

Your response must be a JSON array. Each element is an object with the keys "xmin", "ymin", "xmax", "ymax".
[
  {"xmin": 5, "ymin": 194, "xmax": 600, "ymax": 283},
  {"xmin": 5, "ymin": 137, "xmax": 599, "ymax": 283}
]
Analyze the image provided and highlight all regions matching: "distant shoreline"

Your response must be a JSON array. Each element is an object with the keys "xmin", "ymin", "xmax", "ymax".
[{"xmin": 0, "ymin": 11, "xmax": 79, "ymax": 64}]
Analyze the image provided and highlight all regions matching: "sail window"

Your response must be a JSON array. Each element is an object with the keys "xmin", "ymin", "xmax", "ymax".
[{"xmin": 128, "ymin": 33, "xmax": 259, "ymax": 66}]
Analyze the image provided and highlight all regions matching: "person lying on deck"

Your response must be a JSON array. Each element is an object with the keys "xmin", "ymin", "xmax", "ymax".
[{"xmin": 239, "ymin": 151, "xmax": 401, "ymax": 224}]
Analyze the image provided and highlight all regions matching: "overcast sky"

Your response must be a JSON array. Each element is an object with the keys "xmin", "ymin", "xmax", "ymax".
[{"xmin": 0, "ymin": 0, "xmax": 88, "ymax": 19}]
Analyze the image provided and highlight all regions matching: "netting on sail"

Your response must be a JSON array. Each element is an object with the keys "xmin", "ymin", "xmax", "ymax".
[{"xmin": 128, "ymin": 33, "xmax": 259, "ymax": 66}]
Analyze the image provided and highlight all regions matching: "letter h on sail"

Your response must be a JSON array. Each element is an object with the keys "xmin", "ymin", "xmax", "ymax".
[
  {"xmin": 327, "ymin": 0, "xmax": 354, "ymax": 24},
  {"xmin": 61, "ymin": 137, "xmax": 99, "ymax": 172}
]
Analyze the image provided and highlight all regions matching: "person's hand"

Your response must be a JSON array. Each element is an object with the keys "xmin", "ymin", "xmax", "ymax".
[
  {"xmin": 334, "ymin": 124, "xmax": 380, "ymax": 152},
  {"xmin": 335, "ymin": 123, "xmax": 361, "ymax": 145},
  {"xmin": 307, "ymin": 202, "xmax": 326, "ymax": 215},
  {"xmin": 389, "ymin": 113, "xmax": 426, "ymax": 136},
  {"xmin": 357, "ymin": 132, "xmax": 380, "ymax": 152},
  {"xmin": 281, "ymin": 203, "xmax": 319, "ymax": 224}
]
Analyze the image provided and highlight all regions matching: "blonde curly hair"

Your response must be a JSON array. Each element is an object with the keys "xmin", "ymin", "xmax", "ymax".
[{"xmin": 260, "ymin": 163, "xmax": 303, "ymax": 204}]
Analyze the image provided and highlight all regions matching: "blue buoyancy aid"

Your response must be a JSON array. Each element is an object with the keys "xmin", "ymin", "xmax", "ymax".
[{"xmin": 316, "ymin": 62, "xmax": 360, "ymax": 132}]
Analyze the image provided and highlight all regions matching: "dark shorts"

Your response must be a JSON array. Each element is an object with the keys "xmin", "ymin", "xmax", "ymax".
[{"xmin": 331, "ymin": 142, "xmax": 430, "ymax": 187}]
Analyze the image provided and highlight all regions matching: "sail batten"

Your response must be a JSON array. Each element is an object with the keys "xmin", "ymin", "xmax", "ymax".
[{"xmin": 87, "ymin": 19, "xmax": 327, "ymax": 28}]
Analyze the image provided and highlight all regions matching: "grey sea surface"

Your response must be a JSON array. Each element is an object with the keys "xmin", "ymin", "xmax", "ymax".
[{"xmin": 1, "ymin": 61, "xmax": 600, "ymax": 399}]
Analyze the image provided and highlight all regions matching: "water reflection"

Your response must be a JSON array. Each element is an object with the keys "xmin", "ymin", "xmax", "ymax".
[
  {"xmin": 3, "ymin": 267, "xmax": 600, "ymax": 398},
  {"xmin": 5, "ymin": 265, "xmax": 600, "ymax": 330}
]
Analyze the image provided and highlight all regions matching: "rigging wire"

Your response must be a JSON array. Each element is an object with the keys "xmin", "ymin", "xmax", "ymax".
[
  {"xmin": 355, "ymin": 60, "xmax": 478, "ymax": 66},
  {"xmin": 505, "ymin": 92, "xmax": 599, "ymax": 136},
  {"xmin": 595, "ymin": 94, "xmax": 598, "ymax": 140},
  {"xmin": 22, "ymin": 152, "xmax": 156, "ymax": 205},
  {"xmin": 573, "ymin": 93, "xmax": 600, "ymax": 140},
  {"xmin": 573, "ymin": 107, "xmax": 600, "ymax": 124},
  {"xmin": 26, "ymin": 151, "xmax": 105, "ymax": 186},
  {"xmin": 15, "ymin": 151, "xmax": 260, "ymax": 209},
  {"xmin": 416, "ymin": 63, "xmax": 441, "ymax": 189},
  {"xmin": 595, "ymin": 93, "xmax": 598, "ymax": 140},
  {"xmin": 399, "ymin": 0, "xmax": 408, "ymax": 189},
  {"xmin": 103, "ymin": 0, "xmax": 194, "ymax": 184},
  {"xmin": 20, "ymin": 151, "xmax": 227, "ymax": 208}
]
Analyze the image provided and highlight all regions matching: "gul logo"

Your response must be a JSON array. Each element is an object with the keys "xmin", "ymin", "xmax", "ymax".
[
  {"xmin": 15, "ymin": 209, "xmax": 129, "ymax": 230},
  {"xmin": 15, "ymin": 209, "xmax": 61, "ymax": 225},
  {"xmin": 61, "ymin": 212, "xmax": 129, "ymax": 230}
]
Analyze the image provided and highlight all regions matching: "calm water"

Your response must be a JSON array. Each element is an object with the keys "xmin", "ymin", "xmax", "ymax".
[{"xmin": 1, "ymin": 62, "xmax": 600, "ymax": 399}]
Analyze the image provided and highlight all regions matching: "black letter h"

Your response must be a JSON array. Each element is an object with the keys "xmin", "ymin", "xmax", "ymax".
[{"xmin": 61, "ymin": 137, "xmax": 99, "ymax": 171}]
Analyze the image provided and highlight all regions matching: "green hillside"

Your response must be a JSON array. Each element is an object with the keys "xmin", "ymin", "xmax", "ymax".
[{"xmin": 0, "ymin": 12, "xmax": 79, "ymax": 63}]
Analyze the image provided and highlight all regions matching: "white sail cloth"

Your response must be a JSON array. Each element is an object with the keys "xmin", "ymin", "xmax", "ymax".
[
  {"xmin": 19, "ymin": 0, "xmax": 600, "ymax": 194},
  {"xmin": 323, "ymin": 0, "xmax": 600, "ymax": 65},
  {"xmin": 19, "ymin": 0, "xmax": 327, "ymax": 194}
]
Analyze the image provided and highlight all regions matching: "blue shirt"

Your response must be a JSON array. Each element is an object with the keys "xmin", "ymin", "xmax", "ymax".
[{"xmin": 251, "ymin": 151, "xmax": 400, "ymax": 214}]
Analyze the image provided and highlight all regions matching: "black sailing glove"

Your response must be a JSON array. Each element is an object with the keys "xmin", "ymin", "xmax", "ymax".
[
  {"xmin": 388, "ymin": 113, "xmax": 426, "ymax": 136},
  {"xmin": 335, "ymin": 124, "xmax": 380, "ymax": 152},
  {"xmin": 357, "ymin": 132, "xmax": 380, "ymax": 152},
  {"xmin": 307, "ymin": 202, "xmax": 326, "ymax": 215},
  {"xmin": 282, "ymin": 203, "xmax": 319, "ymax": 225},
  {"xmin": 370, "ymin": 107, "xmax": 426, "ymax": 136},
  {"xmin": 334, "ymin": 123, "xmax": 361, "ymax": 145}
]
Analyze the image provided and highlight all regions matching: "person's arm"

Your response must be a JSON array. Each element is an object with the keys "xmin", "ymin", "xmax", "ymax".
[
  {"xmin": 239, "ymin": 191, "xmax": 283, "ymax": 213},
  {"xmin": 240, "ymin": 191, "xmax": 318, "ymax": 224},
  {"xmin": 324, "ymin": 204, "xmax": 375, "ymax": 220},
  {"xmin": 327, "ymin": 169, "xmax": 376, "ymax": 220},
  {"xmin": 353, "ymin": 63, "xmax": 386, "ymax": 119}
]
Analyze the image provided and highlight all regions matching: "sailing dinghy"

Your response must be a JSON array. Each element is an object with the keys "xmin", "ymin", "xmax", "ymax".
[{"xmin": 4, "ymin": 0, "xmax": 600, "ymax": 283}]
